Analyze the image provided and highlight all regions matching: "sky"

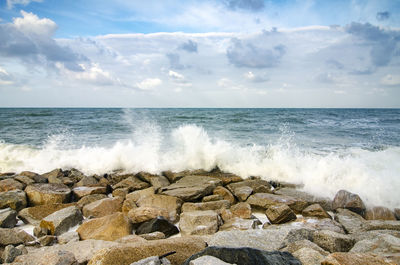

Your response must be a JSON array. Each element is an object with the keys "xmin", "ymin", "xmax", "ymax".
[{"xmin": 0, "ymin": 0, "xmax": 399, "ymax": 107}]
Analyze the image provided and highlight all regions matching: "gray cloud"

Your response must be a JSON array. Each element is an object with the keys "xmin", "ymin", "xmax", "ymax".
[
  {"xmin": 376, "ymin": 11, "xmax": 390, "ymax": 21},
  {"xmin": 227, "ymin": 38, "xmax": 286, "ymax": 68},
  {"xmin": 326, "ymin": 59, "xmax": 344, "ymax": 70},
  {"xmin": 166, "ymin": 53, "xmax": 185, "ymax": 69},
  {"xmin": 179, "ymin": 40, "xmax": 198, "ymax": 53},
  {"xmin": 225, "ymin": 0, "xmax": 265, "ymax": 11}
]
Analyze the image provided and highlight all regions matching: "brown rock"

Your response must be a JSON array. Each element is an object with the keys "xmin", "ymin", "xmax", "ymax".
[
  {"xmin": 364, "ymin": 220, "xmax": 400, "ymax": 231},
  {"xmin": 15, "ymin": 250, "xmax": 78, "ymax": 265},
  {"xmin": 293, "ymin": 247, "xmax": 326, "ymax": 265},
  {"xmin": 25, "ymin": 183, "xmax": 71, "ymax": 206},
  {"xmin": 303, "ymin": 203, "xmax": 331, "ymax": 219},
  {"xmin": 112, "ymin": 188, "xmax": 129, "ymax": 198},
  {"xmin": 313, "ymin": 230, "xmax": 355, "ymax": 252},
  {"xmin": 82, "ymin": 197, "xmax": 123, "ymax": 218},
  {"xmin": 42, "ymin": 169, "xmax": 64, "ymax": 184},
  {"xmin": 162, "ymin": 170, "xmax": 186, "ymax": 183},
  {"xmin": 220, "ymin": 208, "xmax": 234, "ymax": 222},
  {"xmin": 112, "ymin": 176, "xmax": 150, "ymax": 191},
  {"xmin": 321, "ymin": 252, "xmax": 396, "ymax": 265},
  {"xmin": 202, "ymin": 194, "xmax": 224, "ymax": 202},
  {"xmin": 76, "ymin": 194, "xmax": 107, "ymax": 209},
  {"xmin": 332, "ymin": 190, "xmax": 366, "ymax": 216},
  {"xmin": 265, "ymin": 204, "xmax": 297, "ymax": 224},
  {"xmin": 72, "ymin": 186, "xmax": 107, "ymax": 200},
  {"xmin": 75, "ymin": 175, "xmax": 99, "ymax": 187},
  {"xmin": 0, "ymin": 208, "xmax": 17, "ymax": 228},
  {"xmin": 229, "ymin": 185, "xmax": 253, "ymax": 201},
  {"xmin": 282, "ymin": 239, "xmax": 329, "ymax": 256},
  {"xmin": 219, "ymin": 217, "xmax": 257, "ymax": 231},
  {"xmin": 136, "ymin": 194, "xmax": 182, "ymax": 222},
  {"xmin": 38, "ymin": 235, "xmax": 57, "ymax": 246},
  {"xmin": 18, "ymin": 203, "xmax": 76, "ymax": 225},
  {"xmin": 136, "ymin": 172, "xmax": 170, "ymax": 190},
  {"xmin": 115, "ymin": 234, "xmax": 147, "ymax": 244},
  {"xmin": 122, "ymin": 198, "xmax": 137, "ymax": 214},
  {"xmin": 182, "ymin": 200, "xmax": 230, "ymax": 213},
  {"xmin": 231, "ymin": 202, "xmax": 252, "ymax": 219},
  {"xmin": 13, "ymin": 175, "xmax": 35, "ymax": 186},
  {"xmin": 247, "ymin": 193, "xmax": 308, "ymax": 213},
  {"xmin": 19, "ymin": 171, "xmax": 47, "ymax": 183},
  {"xmin": 365, "ymin": 206, "xmax": 396, "ymax": 221},
  {"xmin": 87, "ymin": 236, "xmax": 207, "ymax": 265},
  {"xmin": 0, "ymin": 190, "xmax": 27, "ymax": 211},
  {"xmin": 125, "ymin": 187, "xmax": 155, "ymax": 204},
  {"xmin": 0, "ymin": 228, "xmax": 35, "ymax": 246},
  {"xmin": 227, "ymin": 179, "xmax": 272, "ymax": 199},
  {"xmin": 394, "ymin": 208, "xmax": 400, "ymax": 220},
  {"xmin": 179, "ymin": 210, "xmax": 219, "ymax": 235},
  {"xmin": 39, "ymin": 206, "xmax": 83, "ymax": 236},
  {"xmin": 0, "ymin": 179, "xmax": 24, "ymax": 192},
  {"xmin": 138, "ymin": 231, "xmax": 165, "ymax": 240},
  {"xmin": 77, "ymin": 212, "xmax": 132, "ymax": 241},
  {"xmin": 127, "ymin": 206, "xmax": 169, "ymax": 224},
  {"xmin": 213, "ymin": 186, "xmax": 236, "ymax": 204}
]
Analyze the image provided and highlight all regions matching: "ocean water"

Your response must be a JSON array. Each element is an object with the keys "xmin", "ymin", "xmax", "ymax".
[{"xmin": 0, "ymin": 108, "xmax": 399, "ymax": 209}]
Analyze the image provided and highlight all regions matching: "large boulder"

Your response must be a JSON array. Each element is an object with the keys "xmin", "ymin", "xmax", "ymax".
[
  {"xmin": 247, "ymin": 193, "xmax": 308, "ymax": 213},
  {"xmin": 14, "ymin": 175, "xmax": 35, "ymax": 186},
  {"xmin": 128, "ymin": 206, "xmax": 169, "ymax": 224},
  {"xmin": 265, "ymin": 204, "xmax": 297, "ymax": 224},
  {"xmin": 302, "ymin": 203, "xmax": 331, "ymax": 219},
  {"xmin": 25, "ymin": 183, "xmax": 71, "ymax": 206},
  {"xmin": 182, "ymin": 246, "xmax": 301, "ymax": 265},
  {"xmin": 77, "ymin": 212, "xmax": 132, "ymax": 241},
  {"xmin": 136, "ymin": 194, "xmax": 182, "ymax": 222},
  {"xmin": 136, "ymin": 216, "xmax": 179, "ymax": 237},
  {"xmin": 18, "ymin": 203, "xmax": 75, "ymax": 225},
  {"xmin": 182, "ymin": 200, "xmax": 230, "ymax": 213},
  {"xmin": 365, "ymin": 207, "xmax": 397, "ymax": 221},
  {"xmin": 213, "ymin": 186, "xmax": 236, "ymax": 204},
  {"xmin": 0, "ymin": 178, "xmax": 24, "ymax": 192},
  {"xmin": 2, "ymin": 244, "xmax": 24, "ymax": 263},
  {"xmin": 82, "ymin": 197, "xmax": 123, "ymax": 218},
  {"xmin": 0, "ymin": 228, "xmax": 35, "ymax": 246},
  {"xmin": 313, "ymin": 230, "xmax": 355, "ymax": 252},
  {"xmin": 39, "ymin": 206, "xmax": 83, "ymax": 236},
  {"xmin": 179, "ymin": 210, "xmax": 220, "ymax": 235},
  {"xmin": 321, "ymin": 252, "xmax": 396, "ymax": 265},
  {"xmin": 0, "ymin": 189, "xmax": 27, "ymax": 211},
  {"xmin": 0, "ymin": 208, "xmax": 17, "ymax": 228},
  {"xmin": 87, "ymin": 237, "xmax": 207, "ymax": 265},
  {"xmin": 332, "ymin": 190, "xmax": 366, "ymax": 216},
  {"xmin": 160, "ymin": 176, "xmax": 222, "ymax": 202},
  {"xmin": 334, "ymin": 208, "xmax": 366, "ymax": 234}
]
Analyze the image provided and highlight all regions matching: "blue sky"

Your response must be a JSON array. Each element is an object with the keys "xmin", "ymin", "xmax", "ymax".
[{"xmin": 0, "ymin": 0, "xmax": 400, "ymax": 107}]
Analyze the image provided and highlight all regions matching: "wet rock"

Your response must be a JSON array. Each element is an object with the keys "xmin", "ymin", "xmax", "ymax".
[
  {"xmin": 230, "ymin": 202, "xmax": 252, "ymax": 219},
  {"xmin": 213, "ymin": 186, "xmax": 236, "ymax": 204},
  {"xmin": 76, "ymin": 194, "xmax": 107, "ymax": 209},
  {"xmin": 112, "ymin": 176, "xmax": 150, "ymax": 191},
  {"xmin": 313, "ymin": 230, "xmax": 355, "ymax": 252},
  {"xmin": 332, "ymin": 189, "xmax": 366, "ymax": 216},
  {"xmin": 365, "ymin": 206, "xmax": 397, "ymax": 221},
  {"xmin": 247, "ymin": 193, "xmax": 308, "ymax": 213},
  {"xmin": 40, "ymin": 206, "xmax": 83, "ymax": 236},
  {"xmin": 18, "ymin": 203, "xmax": 76, "ymax": 225},
  {"xmin": 57, "ymin": 231, "xmax": 79, "ymax": 244},
  {"xmin": 131, "ymin": 256, "xmax": 171, "ymax": 265},
  {"xmin": 160, "ymin": 175, "xmax": 222, "ymax": 202},
  {"xmin": 2, "ymin": 244, "xmax": 23, "ymax": 263},
  {"xmin": 87, "ymin": 236, "xmax": 207, "ymax": 265},
  {"xmin": 364, "ymin": 220, "xmax": 400, "ymax": 231},
  {"xmin": 282, "ymin": 239, "xmax": 329, "ymax": 256},
  {"xmin": 38, "ymin": 235, "xmax": 56, "ymax": 246},
  {"xmin": 0, "ymin": 178, "xmax": 25, "ymax": 192},
  {"xmin": 77, "ymin": 212, "xmax": 132, "ymax": 241},
  {"xmin": 0, "ymin": 228, "xmax": 35, "ymax": 246},
  {"xmin": 350, "ymin": 234, "xmax": 400, "ymax": 263},
  {"xmin": 302, "ymin": 203, "xmax": 331, "ymax": 219},
  {"xmin": 136, "ymin": 194, "xmax": 182, "ymax": 222},
  {"xmin": 227, "ymin": 179, "xmax": 272, "ymax": 196},
  {"xmin": 182, "ymin": 200, "xmax": 230, "ymax": 213},
  {"xmin": 228, "ymin": 186, "xmax": 253, "ymax": 201},
  {"xmin": 0, "ymin": 208, "xmax": 17, "ymax": 228},
  {"xmin": 394, "ymin": 209, "xmax": 400, "ymax": 220},
  {"xmin": 292, "ymin": 247, "xmax": 325, "ymax": 265},
  {"xmin": 265, "ymin": 204, "xmax": 297, "ymax": 224},
  {"xmin": 75, "ymin": 175, "xmax": 99, "ymax": 187},
  {"xmin": 72, "ymin": 186, "xmax": 107, "ymax": 200},
  {"xmin": 182, "ymin": 246, "xmax": 301, "ymax": 265},
  {"xmin": 136, "ymin": 216, "xmax": 179, "ymax": 238},
  {"xmin": 188, "ymin": 255, "xmax": 232, "ymax": 265},
  {"xmin": 25, "ymin": 183, "xmax": 71, "ymax": 206},
  {"xmin": 219, "ymin": 217, "xmax": 257, "ymax": 231},
  {"xmin": 138, "ymin": 231, "xmax": 166, "ymax": 240},
  {"xmin": 0, "ymin": 189, "xmax": 27, "ymax": 211},
  {"xmin": 334, "ymin": 208, "xmax": 366, "ymax": 234},
  {"xmin": 179, "ymin": 210, "xmax": 219, "ymax": 235},
  {"xmin": 322, "ymin": 252, "xmax": 396, "ymax": 265},
  {"xmin": 82, "ymin": 197, "xmax": 123, "ymax": 218},
  {"xmin": 202, "ymin": 194, "xmax": 224, "ymax": 202},
  {"xmin": 14, "ymin": 175, "xmax": 35, "ymax": 186},
  {"xmin": 162, "ymin": 170, "xmax": 186, "ymax": 183},
  {"xmin": 136, "ymin": 172, "xmax": 170, "ymax": 191},
  {"xmin": 275, "ymin": 188, "xmax": 332, "ymax": 211},
  {"xmin": 128, "ymin": 206, "xmax": 169, "ymax": 224}
]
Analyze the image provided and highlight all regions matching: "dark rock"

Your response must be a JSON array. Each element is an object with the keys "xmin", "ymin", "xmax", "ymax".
[
  {"xmin": 313, "ymin": 230, "xmax": 355, "ymax": 252},
  {"xmin": 136, "ymin": 216, "xmax": 179, "ymax": 238},
  {"xmin": 365, "ymin": 206, "xmax": 397, "ymax": 221},
  {"xmin": 25, "ymin": 183, "xmax": 71, "ymax": 206},
  {"xmin": 38, "ymin": 235, "xmax": 57, "ymax": 246},
  {"xmin": 332, "ymin": 189, "xmax": 366, "ymax": 216},
  {"xmin": 19, "ymin": 171, "xmax": 47, "ymax": 183},
  {"xmin": 265, "ymin": 204, "xmax": 297, "ymax": 224},
  {"xmin": 0, "ymin": 228, "xmax": 35, "ymax": 246},
  {"xmin": 182, "ymin": 246, "xmax": 301, "ymax": 265},
  {"xmin": 394, "ymin": 208, "xmax": 400, "ymax": 220},
  {"xmin": 0, "ymin": 208, "xmax": 17, "ymax": 228},
  {"xmin": 40, "ymin": 206, "xmax": 83, "ymax": 236},
  {"xmin": 1, "ymin": 244, "xmax": 23, "ymax": 263},
  {"xmin": 0, "ymin": 189, "xmax": 27, "ymax": 211}
]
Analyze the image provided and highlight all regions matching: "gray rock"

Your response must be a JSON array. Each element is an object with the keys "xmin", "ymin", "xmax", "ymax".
[
  {"xmin": 189, "ymin": 255, "xmax": 234, "ymax": 265},
  {"xmin": 130, "ymin": 255, "xmax": 171, "ymax": 265},
  {"xmin": 180, "ymin": 210, "xmax": 219, "ymax": 235},
  {"xmin": 182, "ymin": 200, "xmax": 230, "ymax": 213},
  {"xmin": 313, "ymin": 230, "xmax": 355, "ymax": 252},
  {"xmin": 281, "ymin": 239, "xmax": 329, "ymax": 256},
  {"xmin": 136, "ymin": 216, "xmax": 179, "ymax": 238},
  {"xmin": 2, "ymin": 244, "xmax": 23, "ymax": 263},
  {"xmin": 219, "ymin": 217, "xmax": 257, "ymax": 231},
  {"xmin": 14, "ymin": 250, "xmax": 79, "ymax": 265},
  {"xmin": 334, "ymin": 208, "xmax": 366, "ymax": 234},
  {"xmin": 0, "ymin": 178, "xmax": 25, "ymax": 192},
  {"xmin": 182, "ymin": 246, "xmax": 301, "ymax": 265},
  {"xmin": 292, "ymin": 247, "xmax": 325, "ymax": 265},
  {"xmin": 227, "ymin": 179, "xmax": 272, "ymax": 197},
  {"xmin": 213, "ymin": 186, "xmax": 236, "ymax": 204},
  {"xmin": 275, "ymin": 188, "xmax": 332, "ymax": 211},
  {"xmin": 40, "ymin": 206, "xmax": 83, "ymax": 236},
  {"xmin": 76, "ymin": 194, "xmax": 108, "ymax": 209},
  {"xmin": 14, "ymin": 175, "xmax": 35, "ymax": 186},
  {"xmin": 0, "ymin": 189, "xmax": 27, "ymax": 211},
  {"xmin": 332, "ymin": 189, "xmax": 366, "ymax": 216},
  {"xmin": 25, "ymin": 183, "xmax": 71, "ymax": 206},
  {"xmin": 0, "ymin": 228, "xmax": 35, "ymax": 246},
  {"xmin": 229, "ymin": 186, "xmax": 253, "ymax": 202},
  {"xmin": 138, "ymin": 231, "xmax": 165, "ymax": 240},
  {"xmin": 57, "ymin": 231, "xmax": 80, "ymax": 244},
  {"xmin": 247, "ymin": 193, "xmax": 307, "ymax": 213},
  {"xmin": 265, "ymin": 204, "xmax": 297, "ymax": 224},
  {"xmin": 364, "ymin": 220, "xmax": 400, "ymax": 231},
  {"xmin": 203, "ymin": 195, "xmax": 225, "ymax": 202},
  {"xmin": 112, "ymin": 176, "xmax": 150, "ymax": 191},
  {"xmin": 18, "ymin": 203, "xmax": 76, "ymax": 226},
  {"xmin": 350, "ymin": 234, "xmax": 400, "ymax": 263},
  {"xmin": 394, "ymin": 208, "xmax": 400, "ymax": 220},
  {"xmin": 0, "ymin": 208, "xmax": 17, "ymax": 228},
  {"xmin": 280, "ymin": 228, "xmax": 316, "ymax": 249},
  {"xmin": 352, "ymin": 229, "xmax": 400, "ymax": 242},
  {"xmin": 38, "ymin": 235, "xmax": 56, "ymax": 246}
]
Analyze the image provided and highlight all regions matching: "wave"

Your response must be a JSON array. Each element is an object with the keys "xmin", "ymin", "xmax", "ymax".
[{"xmin": 1, "ymin": 124, "xmax": 399, "ymax": 210}]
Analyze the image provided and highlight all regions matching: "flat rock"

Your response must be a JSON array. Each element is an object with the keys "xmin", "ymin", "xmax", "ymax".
[
  {"xmin": 0, "ymin": 228, "xmax": 35, "ymax": 246},
  {"xmin": 302, "ymin": 203, "xmax": 331, "ymax": 219},
  {"xmin": 125, "ymin": 187, "xmax": 155, "ymax": 203},
  {"xmin": 179, "ymin": 210, "xmax": 219, "ymax": 235},
  {"xmin": 77, "ymin": 212, "xmax": 132, "ymax": 241},
  {"xmin": 0, "ymin": 208, "xmax": 17, "ymax": 228},
  {"xmin": 72, "ymin": 186, "xmax": 107, "ymax": 200},
  {"xmin": 0, "ymin": 178, "xmax": 24, "ymax": 192},
  {"xmin": 40, "ymin": 206, "xmax": 83, "ymax": 236},
  {"xmin": 87, "ymin": 237, "xmax": 207, "ymax": 265},
  {"xmin": 18, "ymin": 203, "xmax": 75, "ymax": 226},
  {"xmin": 247, "ymin": 193, "xmax": 308, "ymax": 213},
  {"xmin": 279, "ymin": 228, "xmax": 316, "ymax": 248},
  {"xmin": 322, "ymin": 252, "xmax": 396, "ymax": 265},
  {"xmin": 115, "ymin": 234, "xmax": 147, "ymax": 244},
  {"xmin": 352, "ymin": 230, "xmax": 400, "ymax": 242},
  {"xmin": 227, "ymin": 179, "xmax": 272, "ymax": 195},
  {"xmin": 14, "ymin": 175, "xmax": 35, "ymax": 186},
  {"xmin": 332, "ymin": 189, "xmax": 366, "ymax": 216},
  {"xmin": 203, "ymin": 194, "xmax": 224, "ymax": 202},
  {"xmin": 219, "ymin": 217, "xmax": 257, "ymax": 231},
  {"xmin": 57, "ymin": 231, "xmax": 80, "ymax": 244},
  {"xmin": 292, "ymin": 247, "xmax": 325, "ymax": 265},
  {"xmin": 82, "ymin": 197, "xmax": 123, "ymax": 218},
  {"xmin": 182, "ymin": 200, "xmax": 230, "ymax": 213},
  {"xmin": 138, "ymin": 231, "xmax": 166, "ymax": 240},
  {"xmin": 334, "ymin": 208, "xmax": 366, "ymax": 234},
  {"xmin": 394, "ymin": 209, "xmax": 400, "ymax": 220},
  {"xmin": 25, "ymin": 183, "xmax": 71, "ymax": 206},
  {"xmin": 364, "ymin": 220, "xmax": 400, "ymax": 231},
  {"xmin": 162, "ymin": 170, "xmax": 187, "ymax": 183},
  {"xmin": 75, "ymin": 175, "xmax": 99, "ymax": 187},
  {"xmin": 365, "ymin": 207, "xmax": 397, "ymax": 220},
  {"xmin": 230, "ymin": 202, "xmax": 252, "ymax": 219},
  {"xmin": 265, "ymin": 204, "xmax": 297, "ymax": 224},
  {"xmin": 313, "ymin": 230, "xmax": 355, "ymax": 252},
  {"xmin": 128, "ymin": 206, "xmax": 169, "ymax": 224},
  {"xmin": 136, "ymin": 172, "xmax": 170, "ymax": 191},
  {"xmin": 213, "ymin": 186, "xmax": 236, "ymax": 204},
  {"xmin": 275, "ymin": 188, "xmax": 332, "ymax": 211},
  {"xmin": 182, "ymin": 246, "xmax": 301, "ymax": 265},
  {"xmin": 160, "ymin": 175, "xmax": 222, "ymax": 202},
  {"xmin": 13, "ymin": 250, "xmax": 78, "ymax": 265},
  {"xmin": 112, "ymin": 176, "xmax": 150, "ymax": 191},
  {"xmin": 76, "ymin": 194, "xmax": 107, "ymax": 209},
  {"xmin": 228, "ymin": 186, "xmax": 253, "ymax": 201},
  {"xmin": 297, "ymin": 217, "xmax": 345, "ymax": 234},
  {"xmin": 282, "ymin": 239, "xmax": 329, "ymax": 256},
  {"xmin": 136, "ymin": 216, "xmax": 179, "ymax": 237},
  {"xmin": 0, "ymin": 189, "xmax": 27, "ymax": 211},
  {"xmin": 136, "ymin": 194, "xmax": 182, "ymax": 222}
]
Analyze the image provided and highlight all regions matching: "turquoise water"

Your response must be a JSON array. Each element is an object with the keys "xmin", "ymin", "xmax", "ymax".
[{"xmin": 0, "ymin": 108, "xmax": 399, "ymax": 208}]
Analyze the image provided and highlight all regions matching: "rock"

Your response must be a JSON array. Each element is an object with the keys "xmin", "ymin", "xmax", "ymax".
[
  {"xmin": 364, "ymin": 220, "xmax": 400, "ymax": 231},
  {"xmin": 87, "ymin": 237, "xmax": 207, "ymax": 265},
  {"xmin": 313, "ymin": 230, "xmax": 355, "ymax": 252},
  {"xmin": 295, "ymin": 217, "xmax": 345, "ymax": 234},
  {"xmin": 14, "ymin": 175, "xmax": 35, "ymax": 186},
  {"xmin": 332, "ymin": 190, "xmax": 366, "ymax": 216},
  {"xmin": 227, "ymin": 179, "xmax": 272, "ymax": 196},
  {"xmin": 0, "ymin": 179, "xmax": 24, "ymax": 192},
  {"xmin": 160, "ymin": 176, "xmax": 222, "ymax": 202},
  {"xmin": 202, "ymin": 194, "xmax": 224, "ymax": 202},
  {"xmin": 292, "ymin": 247, "xmax": 325, "ymax": 265},
  {"xmin": 180, "ymin": 210, "xmax": 220, "ymax": 235},
  {"xmin": 140, "ymin": 174, "xmax": 170, "ymax": 191},
  {"xmin": 115, "ymin": 235, "xmax": 147, "ymax": 244},
  {"xmin": 219, "ymin": 217, "xmax": 257, "ymax": 231},
  {"xmin": 138, "ymin": 231, "xmax": 166, "ymax": 240},
  {"xmin": 189, "ymin": 255, "xmax": 232, "ymax": 265},
  {"xmin": 0, "ymin": 208, "xmax": 17, "ymax": 228},
  {"xmin": 72, "ymin": 186, "xmax": 107, "ymax": 200},
  {"xmin": 182, "ymin": 246, "xmax": 301, "ymax": 265},
  {"xmin": 321, "ymin": 252, "xmax": 396, "ymax": 265},
  {"xmin": 2, "ymin": 244, "xmax": 23, "ymax": 263},
  {"xmin": 112, "ymin": 188, "xmax": 129, "ymax": 198},
  {"xmin": 350, "ymin": 234, "xmax": 400, "ymax": 263},
  {"xmin": 282, "ymin": 239, "xmax": 329, "ymax": 256},
  {"xmin": 162, "ymin": 170, "xmax": 186, "ymax": 183},
  {"xmin": 64, "ymin": 169, "xmax": 86, "ymax": 183},
  {"xmin": 126, "ymin": 187, "xmax": 155, "ymax": 203},
  {"xmin": 394, "ymin": 209, "xmax": 400, "ymax": 220},
  {"xmin": 280, "ymin": 228, "xmax": 316, "ymax": 248},
  {"xmin": 275, "ymin": 188, "xmax": 332, "ymax": 211},
  {"xmin": 265, "ymin": 204, "xmax": 297, "ymax": 224},
  {"xmin": 38, "ymin": 235, "xmax": 56, "ymax": 246},
  {"xmin": 131, "ymin": 256, "xmax": 171, "ymax": 265},
  {"xmin": 365, "ymin": 207, "xmax": 397, "ymax": 221},
  {"xmin": 58, "ymin": 231, "xmax": 79, "ymax": 244},
  {"xmin": 0, "ymin": 189, "xmax": 27, "ymax": 211},
  {"xmin": 334, "ymin": 208, "xmax": 366, "ymax": 234},
  {"xmin": 352, "ymin": 230, "xmax": 400, "ymax": 242},
  {"xmin": 18, "ymin": 203, "xmax": 75, "ymax": 226},
  {"xmin": 19, "ymin": 171, "xmax": 47, "ymax": 183},
  {"xmin": 136, "ymin": 216, "xmax": 179, "ymax": 237},
  {"xmin": 40, "ymin": 206, "xmax": 83, "ymax": 236},
  {"xmin": 302, "ymin": 203, "xmax": 331, "ymax": 219},
  {"xmin": 77, "ymin": 212, "xmax": 132, "ymax": 241},
  {"xmin": 82, "ymin": 197, "xmax": 123, "ymax": 218},
  {"xmin": 25, "ymin": 183, "xmax": 71, "ymax": 206},
  {"xmin": 229, "ymin": 186, "xmax": 253, "ymax": 201},
  {"xmin": 182, "ymin": 200, "xmax": 230, "ymax": 214},
  {"xmin": 76, "ymin": 194, "xmax": 107, "ymax": 209},
  {"xmin": 220, "ymin": 208, "xmax": 234, "ymax": 222},
  {"xmin": 34, "ymin": 225, "xmax": 48, "ymax": 238},
  {"xmin": 136, "ymin": 194, "xmax": 182, "ymax": 222},
  {"xmin": 230, "ymin": 202, "xmax": 252, "ymax": 219},
  {"xmin": 122, "ymin": 198, "xmax": 137, "ymax": 214},
  {"xmin": 213, "ymin": 186, "xmax": 236, "ymax": 204},
  {"xmin": 41, "ymin": 169, "xmax": 64, "ymax": 182},
  {"xmin": 0, "ymin": 228, "xmax": 35, "ymax": 246},
  {"xmin": 112, "ymin": 176, "xmax": 150, "ymax": 191},
  {"xmin": 247, "ymin": 193, "xmax": 308, "ymax": 213},
  {"xmin": 75, "ymin": 175, "xmax": 99, "ymax": 187},
  {"xmin": 15, "ymin": 250, "xmax": 79, "ymax": 265},
  {"xmin": 128, "ymin": 206, "xmax": 169, "ymax": 224}
]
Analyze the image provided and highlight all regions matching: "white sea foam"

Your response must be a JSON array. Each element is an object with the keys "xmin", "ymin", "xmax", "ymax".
[{"xmin": 0, "ymin": 124, "xmax": 399, "ymax": 209}]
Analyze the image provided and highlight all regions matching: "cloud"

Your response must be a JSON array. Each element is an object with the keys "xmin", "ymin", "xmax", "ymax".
[
  {"xmin": 166, "ymin": 53, "xmax": 187, "ymax": 69},
  {"xmin": 0, "ymin": 67, "xmax": 14, "ymax": 85},
  {"xmin": 179, "ymin": 40, "xmax": 198, "ymax": 53},
  {"xmin": 376, "ymin": 11, "xmax": 390, "ymax": 21},
  {"xmin": 6, "ymin": 0, "xmax": 42, "ymax": 9},
  {"xmin": 0, "ymin": 11, "xmax": 86, "ymax": 71},
  {"xmin": 64, "ymin": 63, "xmax": 122, "ymax": 86},
  {"xmin": 224, "ymin": 0, "xmax": 265, "ymax": 11},
  {"xmin": 168, "ymin": 70, "xmax": 185, "ymax": 81},
  {"xmin": 227, "ymin": 38, "xmax": 286, "ymax": 68},
  {"xmin": 326, "ymin": 59, "xmax": 344, "ymax": 70},
  {"xmin": 243, "ymin": 71, "xmax": 268, "ymax": 82},
  {"xmin": 381, "ymin": 74, "xmax": 400, "ymax": 86},
  {"xmin": 136, "ymin": 78, "xmax": 162, "ymax": 90}
]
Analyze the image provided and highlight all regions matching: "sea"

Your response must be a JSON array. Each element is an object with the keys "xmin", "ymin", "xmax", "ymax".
[{"xmin": 0, "ymin": 108, "xmax": 399, "ymax": 209}]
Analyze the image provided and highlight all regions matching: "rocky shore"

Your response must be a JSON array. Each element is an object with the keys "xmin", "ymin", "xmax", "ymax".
[{"xmin": 0, "ymin": 168, "xmax": 399, "ymax": 265}]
